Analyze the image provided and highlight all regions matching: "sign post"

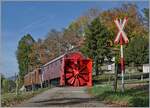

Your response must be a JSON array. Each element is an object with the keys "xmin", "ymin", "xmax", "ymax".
[{"xmin": 114, "ymin": 17, "xmax": 129, "ymax": 92}]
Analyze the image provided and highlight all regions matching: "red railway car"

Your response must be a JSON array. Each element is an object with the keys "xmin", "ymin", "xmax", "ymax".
[
  {"xmin": 24, "ymin": 51, "xmax": 92, "ymax": 90},
  {"xmin": 24, "ymin": 68, "xmax": 42, "ymax": 90}
]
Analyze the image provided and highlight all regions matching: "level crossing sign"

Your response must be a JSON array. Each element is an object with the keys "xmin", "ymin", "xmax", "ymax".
[
  {"xmin": 114, "ymin": 17, "xmax": 129, "ymax": 44},
  {"xmin": 114, "ymin": 17, "xmax": 129, "ymax": 92}
]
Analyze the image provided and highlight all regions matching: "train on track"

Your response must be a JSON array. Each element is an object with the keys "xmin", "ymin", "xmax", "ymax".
[{"xmin": 24, "ymin": 51, "xmax": 92, "ymax": 90}]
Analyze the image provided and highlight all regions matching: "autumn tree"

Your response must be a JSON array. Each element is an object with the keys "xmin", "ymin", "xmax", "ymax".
[
  {"xmin": 43, "ymin": 28, "xmax": 82, "ymax": 61},
  {"xmin": 43, "ymin": 29, "xmax": 63, "ymax": 60},
  {"xmin": 62, "ymin": 28, "xmax": 83, "ymax": 51},
  {"xmin": 67, "ymin": 8, "xmax": 101, "ymax": 46},
  {"xmin": 28, "ymin": 38, "xmax": 51, "ymax": 69}
]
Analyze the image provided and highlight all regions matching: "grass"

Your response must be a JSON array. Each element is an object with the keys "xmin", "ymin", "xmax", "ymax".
[
  {"xmin": 1, "ymin": 87, "xmax": 50, "ymax": 107},
  {"xmin": 92, "ymin": 73, "xmax": 149, "ymax": 84},
  {"xmin": 88, "ymin": 84, "xmax": 149, "ymax": 107}
]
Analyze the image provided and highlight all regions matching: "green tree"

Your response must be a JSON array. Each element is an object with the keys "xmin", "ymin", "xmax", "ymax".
[
  {"xmin": 1, "ymin": 74, "xmax": 5, "ymax": 93},
  {"xmin": 16, "ymin": 34, "xmax": 35, "ymax": 87},
  {"xmin": 1, "ymin": 77, "xmax": 16, "ymax": 93},
  {"xmin": 125, "ymin": 36, "xmax": 149, "ymax": 68},
  {"xmin": 142, "ymin": 8, "xmax": 149, "ymax": 27},
  {"xmin": 81, "ymin": 17, "xmax": 112, "ymax": 75},
  {"xmin": 2, "ymin": 79, "xmax": 9, "ymax": 93}
]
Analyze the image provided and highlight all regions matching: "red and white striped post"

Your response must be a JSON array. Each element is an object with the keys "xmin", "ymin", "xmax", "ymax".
[
  {"xmin": 120, "ymin": 32, "xmax": 125, "ymax": 92},
  {"xmin": 114, "ymin": 17, "xmax": 129, "ymax": 92}
]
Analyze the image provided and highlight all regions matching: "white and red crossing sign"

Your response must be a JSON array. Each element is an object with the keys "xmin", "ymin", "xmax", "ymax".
[
  {"xmin": 114, "ymin": 17, "xmax": 129, "ymax": 44},
  {"xmin": 114, "ymin": 17, "xmax": 129, "ymax": 92}
]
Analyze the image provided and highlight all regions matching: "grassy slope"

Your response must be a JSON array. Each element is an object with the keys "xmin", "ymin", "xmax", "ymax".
[
  {"xmin": 88, "ymin": 84, "xmax": 149, "ymax": 107},
  {"xmin": 1, "ymin": 87, "xmax": 50, "ymax": 107}
]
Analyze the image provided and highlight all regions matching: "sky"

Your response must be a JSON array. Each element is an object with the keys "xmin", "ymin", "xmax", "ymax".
[{"xmin": 1, "ymin": 1, "xmax": 149, "ymax": 78}]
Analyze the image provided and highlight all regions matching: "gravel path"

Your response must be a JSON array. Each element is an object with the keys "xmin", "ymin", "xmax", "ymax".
[{"xmin": 15, "ymin": 87, "xmax": 105, "ymax": 107}]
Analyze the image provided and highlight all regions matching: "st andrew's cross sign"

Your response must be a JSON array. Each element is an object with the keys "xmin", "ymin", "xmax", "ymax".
[
  {"xmin": 114, "ymin": 17, "xmax": 129, "ymax": 44},
  {"xmin": 114, "ymin": 17, "xmax": 129, "ymax": 92}
]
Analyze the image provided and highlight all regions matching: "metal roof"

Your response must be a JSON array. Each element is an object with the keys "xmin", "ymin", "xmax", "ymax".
[{"xmin": 43, "ymin": 54, "xmax": 65, "ymax": 67}]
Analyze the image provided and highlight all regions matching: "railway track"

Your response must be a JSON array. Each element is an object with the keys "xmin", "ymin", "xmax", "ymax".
[{"xmin": 15, "ymin": 87, "xmax": 105, "ymax": 107}]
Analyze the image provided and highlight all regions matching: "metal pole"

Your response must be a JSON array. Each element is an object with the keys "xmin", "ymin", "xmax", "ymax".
[
  {"xmin": 119, "ymin": 19, "xmax": 124, "ymax": 92},
  {"xmin": 120, "ymin": 44, "xmax": 124, "ymax": 92},
  {"xmin": 40, "ymin": 68, "xmax": 43, "ymax": 88}
]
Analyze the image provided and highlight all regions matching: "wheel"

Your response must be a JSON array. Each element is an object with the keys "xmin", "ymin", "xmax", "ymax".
[{"xmin": 64, "ymin": 59, "xmax": 90, "ymax": 86}]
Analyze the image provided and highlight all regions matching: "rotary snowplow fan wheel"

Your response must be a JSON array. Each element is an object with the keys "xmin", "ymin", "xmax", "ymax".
[{"xmin": 64, "ymin": 59, "xmax": 90, "ymax": 86}]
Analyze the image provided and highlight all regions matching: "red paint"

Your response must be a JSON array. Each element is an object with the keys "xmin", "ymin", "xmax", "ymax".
[
  {"xmin": 120, "ymin": 35, "xmax": 123, "ymax": 45},
  {"xmin": 87, "ymin": 59, "xmax": 92, "ymax": 87},
  {"xmin": 64, "ymin": 59, "xmax": 92, "ymax": 87},
  {"xmin": 114, "ymin": 18, "xmax": 129, "ymax": 44},
  {"xmin": 120, "ymin": 58, "xmax": 125, "ymax": 72}
]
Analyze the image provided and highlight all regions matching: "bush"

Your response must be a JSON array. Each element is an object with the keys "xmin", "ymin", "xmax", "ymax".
[
  {"xmin": 1, "ymin": 93, "xmax": 33, "ymax": 107},
  {"xmin": 1, "ymin": 87, "xmax": 50, "ymax": 107}
]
